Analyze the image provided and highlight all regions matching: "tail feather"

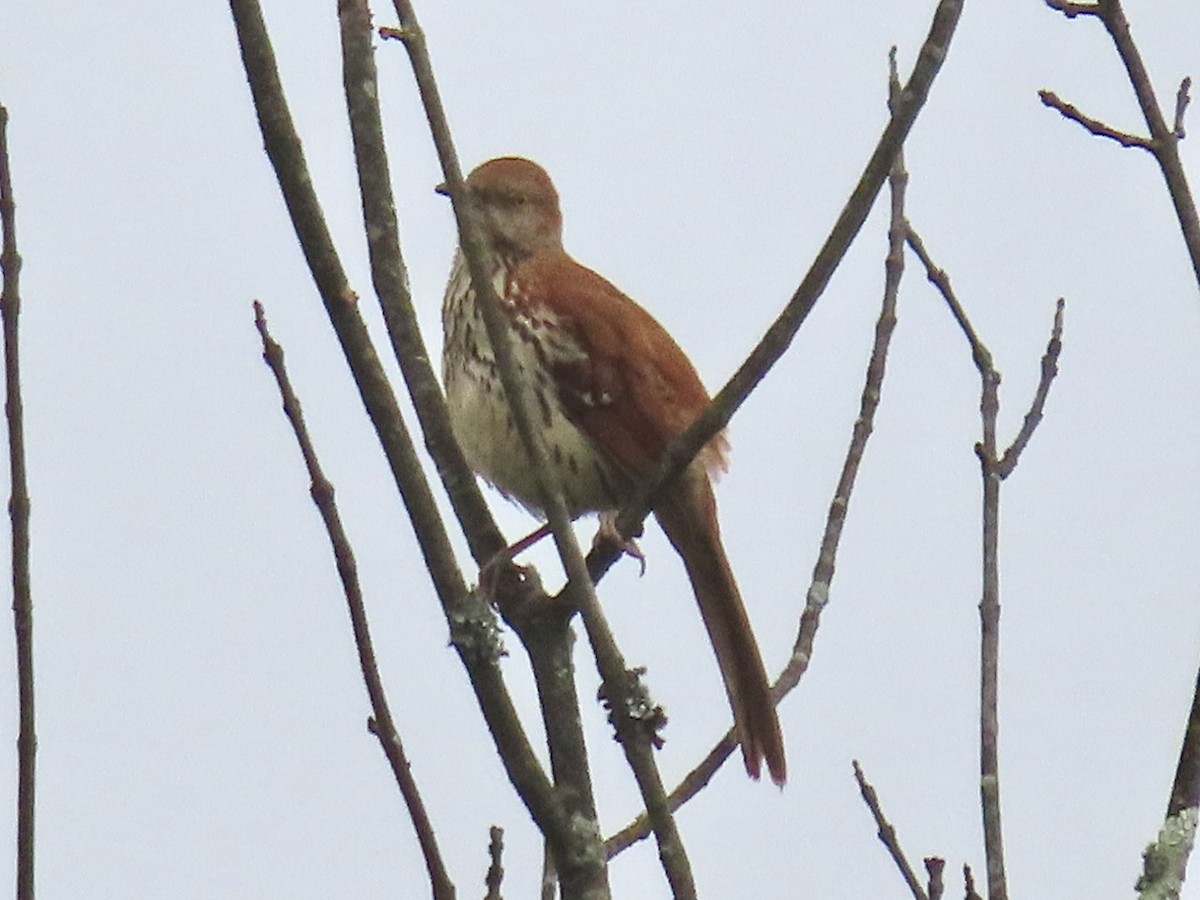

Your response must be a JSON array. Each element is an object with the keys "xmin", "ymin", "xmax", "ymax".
[{"xmin": 654, "ymin": 463, "xmax": 786, "ymax": 785}]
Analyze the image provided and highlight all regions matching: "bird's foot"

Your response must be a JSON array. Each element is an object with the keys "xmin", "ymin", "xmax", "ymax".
[{"xmin": 593, "ymin": 512, "xmax": 647, "ymax": 576}]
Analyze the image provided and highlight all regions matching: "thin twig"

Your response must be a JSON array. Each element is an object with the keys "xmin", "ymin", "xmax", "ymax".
[
  {"xmin": 1044, "ymin": 0, "xmax": 1200, "ymax": 290},
  {"xmin": 385, "ymin": 3, "xmax": 688, "ymax": 896},
  {"xmin": 963, "ymin": 864, "xmax": 982, "ymax": 900},
  {"xmin": 782, "ymin": 43, "xmax": 909, "ymax": 697},
  {"xmin": 845, "ymin": 72, "xmax": 932, "ymax": 900},
  {"xmin": 342, "ymin": 4, "xmax": 608, "ymax": 884},
  {"xmin": 0, "ymin": 102, "xmax": 34, "ymax": 900},
  {"xmin": 906, "ymin": 224, "xmax": 1023, "ymax": 900},
  {"xmin": 904, "ymin": 230, "xmax": 991, "ymax": 371},
  {"xmin": 909, "ymin": 238, "xmax": 1065, "ymax": 900},
  {"xmin": 606, "ymin": 46, "xmax": 917, "ymax": 852},
  {"xmin": 924, "ymin": 858, "xmax": 945, "ymax": 900},
  {"xmin": 228, "ymin": 0, "xmax": 569, "ymax": 858},
  {"xmin": 254, "ymin": 302, "xmax": 455, "ymax": 900},
  {"xmin": 853, "ymin": 761, "xmax": 928, "ymax": 900},
  {"xmin": 996, "ymin": 299, "xmax": 1065, "ymax": 479},
  {"xmin": 1037, "ymin": 89, "xmax": 1153, "ymax": 150},
  {"xmin": 484, "ymin": 826, "xmax": 504, "ymax": 900}
]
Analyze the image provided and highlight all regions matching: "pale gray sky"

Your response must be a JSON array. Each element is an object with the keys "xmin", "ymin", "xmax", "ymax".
[{"xmin": 1, "ymin": 1, "xmax": 1199, "ymax": 897}]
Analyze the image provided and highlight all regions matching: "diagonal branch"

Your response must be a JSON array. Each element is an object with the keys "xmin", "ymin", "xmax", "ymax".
[
  {"xmin": 601, "ymin": 0, "xmax": 965, "ymax": 560},
  {"xmin": 853, "ymin": 761, "xmax": 928, "ymax": 900},
  {"xmin": 996, "ymin": 299, "xmax": 1065, "ymax": 479},
  {"xmin": 1037, "ymin": 89, "xmax": 1152, "ymax": 150},
  {"xmin": 607, "ymin": 47, "xmax": 917, "ymax": 852},
  {"xmin": 254, "ymin": 301, "xmax": 455, "ymax": 900},
  {"xmin": 383, "ymin": 2, "xmax": 689, "ymax": 895},
  {"xmin": 339, "ymin": 7, "xmax": 609, "ymax": 888},
  {"xmin": 1044, "ymin": 0, "xmax": 1200, "ymax": 290},
  {"xmin": 227, "ymin": 0, "xmax": 571, "ymax": 866},
  {"xmin": 337, "ymin": 0, "xmax": 504, "ymax": 568},
  {"xmin": 0, "ymin": 102, "xmax": 35, "ymax": 900}
]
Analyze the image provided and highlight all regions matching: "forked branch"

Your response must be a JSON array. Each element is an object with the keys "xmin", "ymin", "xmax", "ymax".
[
  {"xmin": 227, "ymin": 0, "xmax": 579, "ymax": 888},
  {"xmin": 907, "ymin": 224, "xmax": 1066, "ymax": 900},
  {"xmin": 1043, "ymin": 0, "xmax": 1200, "ymax": 290},
  {"xmin": 383, "ymin": 2, "xmax": 692, "ymax": 895}
]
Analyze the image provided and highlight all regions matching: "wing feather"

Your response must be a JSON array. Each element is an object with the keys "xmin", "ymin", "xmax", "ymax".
[{"xmin": 512, "ymin": 250, "xmax": 728, "ymax": 481}]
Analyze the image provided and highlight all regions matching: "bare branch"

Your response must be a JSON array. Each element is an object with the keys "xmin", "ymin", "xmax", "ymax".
[
  {"xmin": 343, "ymin": 10, "xmax": 616, "ymax": 887},
  {"xmin": 227, "ymin": 0, "xmax": 571, "ymax": 866},
  {"xmin": 0, "ymin": 101, "xmax": 35, "ymax": 900},
  {"xmin": 924, "ymin": 858, "xmax": 945, "ymax": 900},
  {"xmin": 781, "ymin": 42, "xmax": 910, "ymax": 693},
  {"xmin": 1037, "ymin": 89, "xmax": 1153, "ymax": 150},
  {"xmin": 1046, "ymin": 5, "xmax": 1200, "ymax": 888},
  {"xmin": 906, "ymin": 225, "xmax": 1009, "ymax": 900},
  {"xmin": 1044, "ymin": 0, "xmax": 1200, "ymax": 290},
  {"xmin": 228, "ymin": 0, "xmax": 465, "ymax": 607},
  {"xmin": 384, "ymin": 2, "xmax": 686, "ymax": 894},
  {"xmin": 604, "ymin": 0, "xmax": 966, "ymax": 555},
  {"xmin": 607, "ymin": 48, "xmax": 914, "ymax": 852},
  {"xmin": 484, "ymin": 826, "xmax": 504, "ymax": 900},
  {"xmin": 996, "ymin": 299, "xmax": 1065, "ymax": 479},
  {"xmin": 853, "ymin": 761, "xmax": 928, "ymax": 900},
  {"xmin": 337, "ymin": 0, "xmax": 504, "ymax": 567},
  {"xmin": 905, "ymin": 229, "xmax": 992, "ymax": 373},
  {"xmin": 511, "ymin": 603, "xmax": 605, "ymax": 857},
  {"xmin": 254, "ymin": 302, "xmax": 455, "ymax": 900},
  {"xmin": 963, "ymin": 864, "xmax": 982, "ymax": 900}
]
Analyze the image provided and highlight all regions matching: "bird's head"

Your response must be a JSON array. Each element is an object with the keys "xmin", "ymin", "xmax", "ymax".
[{"xmin": 440, "ymin": 157, "xmax": 564, "ymax": 258}]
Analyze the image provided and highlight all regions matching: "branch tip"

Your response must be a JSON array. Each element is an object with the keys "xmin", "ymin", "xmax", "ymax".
[
  {"xmin": 1038, "ymin": 88, "xmax": 1154, "ymax": 151},
  {"xmin": 853, "ymin": 760, "xmax": 929, "ymax": 900}
]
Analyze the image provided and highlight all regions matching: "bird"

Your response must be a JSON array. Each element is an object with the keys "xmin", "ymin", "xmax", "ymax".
[{"xmin": 439, "ymin": 156, "xmax": 786, "ymax": 785}]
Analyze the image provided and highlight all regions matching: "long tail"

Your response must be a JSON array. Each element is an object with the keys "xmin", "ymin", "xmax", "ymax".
[{"xmin": 654, "ymin": 463, "xmax": 787, "ymax": 785}]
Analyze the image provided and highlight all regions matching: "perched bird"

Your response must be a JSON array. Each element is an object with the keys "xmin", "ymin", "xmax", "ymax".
[{"xmin": 439, "ymin": 157, "xmax": 786, "ymax": 785}]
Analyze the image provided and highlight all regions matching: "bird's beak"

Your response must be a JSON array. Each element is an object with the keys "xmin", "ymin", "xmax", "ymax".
[{"xmin": 434, "ymin": 181, "xmax": 449, "ymax": 197}]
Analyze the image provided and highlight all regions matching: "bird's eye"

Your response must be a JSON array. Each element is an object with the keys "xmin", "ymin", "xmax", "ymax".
[{"xmin": 514, "ymin": 194, "xmax": 528, "ymax": 206}]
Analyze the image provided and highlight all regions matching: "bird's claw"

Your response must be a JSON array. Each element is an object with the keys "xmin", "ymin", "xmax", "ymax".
[{"xmin": 594, "ymin": 512, "xmax": 647, "ymax": 576}]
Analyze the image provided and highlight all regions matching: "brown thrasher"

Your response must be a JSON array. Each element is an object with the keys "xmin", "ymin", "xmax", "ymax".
[{"xmin": 439, "ymin": 157, "xmax": 786, "ymax": 785}]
